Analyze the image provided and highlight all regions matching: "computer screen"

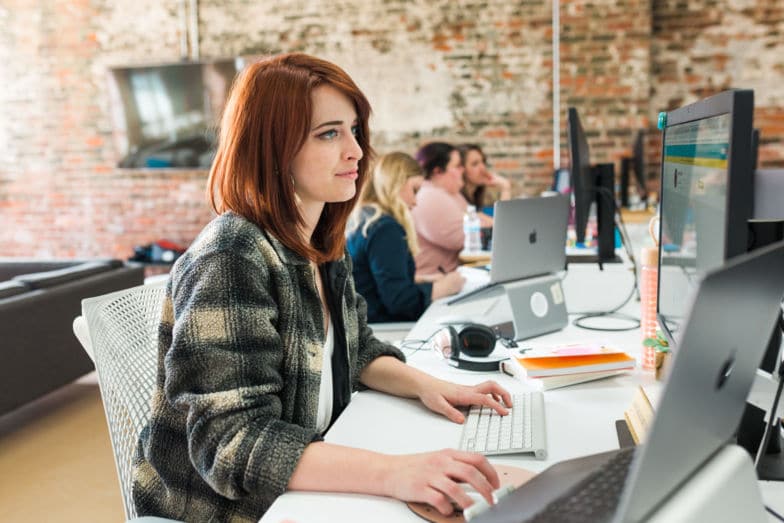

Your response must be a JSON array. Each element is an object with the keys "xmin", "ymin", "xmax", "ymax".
[
  {"xmin": 632, "ymin": 131, "xmax": 648, "ymax": 201},
  {"xmin": 566, "ymin": 107, "xmax": 594, "ymax": 245},
  {"xmin": 656, "ymin": 90, "xmax": 754, "ymax": 344}
]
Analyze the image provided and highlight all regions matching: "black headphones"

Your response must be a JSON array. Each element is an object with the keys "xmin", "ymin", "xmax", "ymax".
[{"xmin": 433, "ymin": 323, "xmax": 502, "ymax": 372}]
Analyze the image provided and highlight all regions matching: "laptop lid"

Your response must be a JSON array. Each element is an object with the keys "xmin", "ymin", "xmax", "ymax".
[
  {"xmin": 617, "ymin": 240, "xmax": 784, "ymax": 522},
  {"xmin": 490, "ymin": 195, "xmax": 569, "ymax": 284}
]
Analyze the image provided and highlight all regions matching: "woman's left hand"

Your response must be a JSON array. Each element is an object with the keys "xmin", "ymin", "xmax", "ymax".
[
  {"xmin": 487, "ymin": 173, "xmax": 511, "ymax": 190},
  {"xmin": 418, "ymin": 380, "xmax": 512, "ymax": 424}
]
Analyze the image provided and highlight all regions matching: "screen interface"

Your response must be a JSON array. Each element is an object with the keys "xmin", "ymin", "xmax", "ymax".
[{"xmin": 658, "ymin": 113, "xmax": 730, "ymax": 337}]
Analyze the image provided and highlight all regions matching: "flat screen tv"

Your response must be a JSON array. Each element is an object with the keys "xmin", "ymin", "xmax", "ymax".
[{"xmin": 108, "ymin": 58, "xmax": 243, "ymax": 169}]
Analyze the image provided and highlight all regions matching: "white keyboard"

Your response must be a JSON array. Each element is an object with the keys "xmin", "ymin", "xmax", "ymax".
[{"xmin": 458, "ymin": 392, "xmax": 547, "ymax": 459}]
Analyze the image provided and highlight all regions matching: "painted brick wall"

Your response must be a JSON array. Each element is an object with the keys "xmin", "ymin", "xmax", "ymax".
[
  {"xmin": 0, "ymin": 0, "xmax": 781, "ymax": 259},
  {"xmin": 651, "ymin": 0, "xmax": 784, "ymax": 176}
]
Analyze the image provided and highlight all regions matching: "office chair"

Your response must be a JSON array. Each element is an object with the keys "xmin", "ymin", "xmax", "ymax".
[{"xmin": 77, "ymin": 281, "xmax": 172, "ymax": 521}]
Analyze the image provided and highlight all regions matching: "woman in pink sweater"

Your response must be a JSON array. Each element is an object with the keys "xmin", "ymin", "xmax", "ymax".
[{"xmin": 411, "ymin": 142, "xmax": 468, "ymax": 275}]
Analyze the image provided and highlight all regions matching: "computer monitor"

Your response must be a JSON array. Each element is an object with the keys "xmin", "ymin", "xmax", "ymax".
[
  {"xmin": 656, "ymin": 89, "xmax": 754, "ymax": 344},
  {"xmin": 620, "ymin": 130, "xmax": 650, "ymax": 208},
  {"xmin": 566, "ymin": 107, "xmax": 616, "ymax": 263},
  {"xmin": 632, "ymin": 131, "xmax": 649, "ymax": 201},
  {"xmin": 654, "ymin": 90, "xmax": 784, "ymax": 478},
  {"xmin": 749, "ymin": 165, "xmax": 784, "ymax": 381},
  {"xmin": 750, "ymin": 145, "xmax": 784, "ymax": 381}
]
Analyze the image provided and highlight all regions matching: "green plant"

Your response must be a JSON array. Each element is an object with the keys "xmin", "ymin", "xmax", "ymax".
[{"xmin": 643, "ymin": 330, "xmax": 670, "ymax": 353}]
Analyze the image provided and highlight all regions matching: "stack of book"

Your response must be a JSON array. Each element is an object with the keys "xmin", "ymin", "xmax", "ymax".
[{"xmin": 501, "ymin": 343, "xmax": 636, "ymax": 390}]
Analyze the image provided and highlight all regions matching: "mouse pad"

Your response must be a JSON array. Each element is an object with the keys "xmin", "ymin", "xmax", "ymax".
[{"xmin": 407, "ymin": 464, "xmax": 536, "ymax": 522}]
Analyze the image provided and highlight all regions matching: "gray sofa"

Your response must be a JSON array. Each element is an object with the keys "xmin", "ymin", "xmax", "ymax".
[{"xmin": 0, "ymin": 259, "xmax": 144, "ymax": 416}]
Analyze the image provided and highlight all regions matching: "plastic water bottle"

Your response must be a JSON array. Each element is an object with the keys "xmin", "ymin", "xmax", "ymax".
[
  {"xmin": 463, "ymin": 205, "xmax": 482, "ymax": 253},
  {"xmin": 639, "ymin": 245, "xmax": 659, "ymax": 370}
]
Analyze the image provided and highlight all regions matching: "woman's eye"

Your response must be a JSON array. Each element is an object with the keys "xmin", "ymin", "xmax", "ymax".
[
  {"xmin": 351, "ymin": 125, "xmax": 359, "ymax": 137},
  {"xmin": 318, "ymin": 129, "xmax": 338, "ymax": 140}
]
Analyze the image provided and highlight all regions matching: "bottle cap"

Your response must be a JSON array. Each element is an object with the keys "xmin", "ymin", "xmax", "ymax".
[{"xmin": 641, "ymin": 246, "xmax": 659, "ymax": 267}]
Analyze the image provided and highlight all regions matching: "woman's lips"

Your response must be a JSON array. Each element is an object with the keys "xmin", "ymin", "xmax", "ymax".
[{"xmin": 336, "ymin": 170, "xmax": 358, "ymax": 180}]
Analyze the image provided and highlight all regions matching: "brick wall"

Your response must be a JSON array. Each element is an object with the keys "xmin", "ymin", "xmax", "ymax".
[
  {"xmin": 650, "ymin": 0, "xmax": 784, "ymax": 179},
  {"xmin": 0, "ymin": 0, "xmax": 781, "ymax": 259}
]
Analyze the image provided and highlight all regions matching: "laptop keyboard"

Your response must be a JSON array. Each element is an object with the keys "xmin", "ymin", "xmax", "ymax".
[
  {"xmin": 528, "ymin": 447, "xmax": 636, "ymax": 523},
  {"xmin": 459, "ymin": 392, "xmax": 547, "ymax": 459}
]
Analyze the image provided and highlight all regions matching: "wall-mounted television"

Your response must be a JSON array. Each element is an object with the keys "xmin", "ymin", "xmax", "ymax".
[{"xmin": 108, "ymin": 58, "xmax": 244, "ymax": 169}]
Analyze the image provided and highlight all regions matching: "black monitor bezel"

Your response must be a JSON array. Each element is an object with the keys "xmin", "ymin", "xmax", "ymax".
[
  {"xmin": 656, "ymin": 89, "xmax": 755, "ymax": 345},
  {"xmin": 632, "ymin": 130, "xmax": 648, "ymax": 200},
  {"xmin": 567, "ymin": 107, "xmax": 595, "ymax": 244}
]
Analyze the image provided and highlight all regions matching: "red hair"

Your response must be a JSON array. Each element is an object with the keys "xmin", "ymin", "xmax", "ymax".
[{"xmin": 208, "ymin": 53, "xmax": 374, "ymax": 263}]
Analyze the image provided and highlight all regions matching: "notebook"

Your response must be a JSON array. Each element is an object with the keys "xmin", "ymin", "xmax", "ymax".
[
  {"xmin": 448, "ymin": 195, "xmax": 569, "ymax": 305},
  {"xmin": 473, "ymin": 240, "xmax": 784, "ymax": 523}
]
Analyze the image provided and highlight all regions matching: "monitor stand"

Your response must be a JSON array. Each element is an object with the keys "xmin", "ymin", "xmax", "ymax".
[
  {"xmin": 737, "ymin": 400, "xmax": 784, "ymax": 481},
  {"xmin": 740, "ymin": 219, "xmax": 784, "ymax": 480},
  {"xmin": 568, "ymin": 163, "xmax": 621, "ymax": 268},
  {"xmin": 486, "ymin": 275, "xmax": 569, "ymax": 342}
]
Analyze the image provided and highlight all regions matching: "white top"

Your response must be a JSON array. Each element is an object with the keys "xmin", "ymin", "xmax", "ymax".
[{"xmin": 315, "ymin": 319, "xmax": 335, "ymax": 434}]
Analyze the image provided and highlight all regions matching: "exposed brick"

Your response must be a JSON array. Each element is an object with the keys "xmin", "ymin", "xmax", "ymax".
[{"xmin": 0, "ymin": 0, "xmax": 781, "ymax": 258}]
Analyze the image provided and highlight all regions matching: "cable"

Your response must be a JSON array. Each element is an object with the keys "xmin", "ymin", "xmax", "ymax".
[
  {"xmin": 570, "ymin": 187, "xmax": 641, "ymax": 332},
  {"xmin": 398, "ymin": 324, "xmax": 460, "ymax": 357},
  {"xmin": 767, "ymin": 504, "xmax": 784, "ymax": 522},
  {"xmin": 572, "ymin": 311, "xmax": 641, "ymax": 332},
  {"xmin": 398, "ymin": 337, "xmax": 432, "ymax": 357}
]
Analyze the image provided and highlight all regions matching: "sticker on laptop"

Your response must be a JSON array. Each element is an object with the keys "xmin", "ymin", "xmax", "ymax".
[{"xmin": 550, "ymin": 282, "xmax": 564, "ymax": 304}]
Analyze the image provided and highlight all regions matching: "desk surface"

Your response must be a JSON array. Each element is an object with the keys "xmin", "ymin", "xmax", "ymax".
[{"xmin": 262, "ymin": 258, "xmax": 783, "ymax": 522}]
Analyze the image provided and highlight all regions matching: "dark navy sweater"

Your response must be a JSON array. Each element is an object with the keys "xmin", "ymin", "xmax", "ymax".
[{"xmin": 347, "ymin": 211, "xmax": 433, "ymax": 322}]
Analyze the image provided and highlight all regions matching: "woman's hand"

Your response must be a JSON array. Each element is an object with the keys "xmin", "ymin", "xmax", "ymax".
[
  {"xmin": 487, "ymin": 173, "xmax": 512, "ymax": 201},
  {"xmin": 478, "ymin": 212, "xmax": 494, "ymax": 228},
  {"xmin": 487, "ymin": 172, "xmax": 510, "ymax": 190},
  {"xmin": 432, "ymin": 271, "xmax": 465, "ymax": 300},
  {"xmin": 383, "ymin": 449, "xmax": 500, "ymax": 515},
  {"xmin": 418, "ymin": 379, "xmax": 512, "ymax": 424}
]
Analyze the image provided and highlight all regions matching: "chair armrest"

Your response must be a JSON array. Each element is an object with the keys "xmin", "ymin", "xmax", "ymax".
[{"xmin": 72, "ymin": 315, "xmax": 94, "ymax": 362}]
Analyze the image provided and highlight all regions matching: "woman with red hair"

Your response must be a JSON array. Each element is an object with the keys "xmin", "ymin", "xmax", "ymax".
[{"xmin": 133, "ymin": 53, "xmax": 511, "ymax": 521}]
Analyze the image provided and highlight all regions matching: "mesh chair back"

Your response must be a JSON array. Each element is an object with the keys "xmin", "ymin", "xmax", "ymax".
[{"xmin": 82, "ymin": 281, "xmax": 166, "ymax": 519}]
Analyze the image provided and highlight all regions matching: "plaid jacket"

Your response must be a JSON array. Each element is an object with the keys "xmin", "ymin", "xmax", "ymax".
[{"xmin": 133, "ymin": 211, "xmax": 405, "ymax": 522}]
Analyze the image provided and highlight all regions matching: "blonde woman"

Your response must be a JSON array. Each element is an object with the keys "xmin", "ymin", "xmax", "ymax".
[{"xmin": 348, "ymin": 152, "xmax": 464, "ymax": 322}]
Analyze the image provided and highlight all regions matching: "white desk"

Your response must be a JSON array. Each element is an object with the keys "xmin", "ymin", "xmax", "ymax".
[{"xmin": 262, "ymin": 260, "xmax": 784, "ymax": 522}]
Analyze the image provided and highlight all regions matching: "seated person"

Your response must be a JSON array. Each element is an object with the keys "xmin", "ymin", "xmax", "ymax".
[
  {"xmin": 132, "ymin": 53, "xmax": 511, "ymax": 521},
  {"xmin": 347, "ymin": 152, "xmax": 465, "ymax": 322},
  {"xmin": 458, "ymin": 143, "xmax": 512, "ymax": 227},
  {"xmin": 411, "ymin": 142, "xmax": 468, "ymax": 275}
]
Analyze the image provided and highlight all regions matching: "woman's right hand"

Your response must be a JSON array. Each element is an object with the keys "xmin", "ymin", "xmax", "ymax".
[
  {"xmin": 432, "ymin": 271, "xmax": 465, "ymax": 300},
  {"xmin": 382, "ymin": 449, "xmax": 500, "ymax": 515}
]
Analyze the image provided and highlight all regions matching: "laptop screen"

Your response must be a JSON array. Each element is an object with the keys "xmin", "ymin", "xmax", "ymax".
[{"xmin": 490, "ymin": 195, "xmax": 569, "ymax": 284}]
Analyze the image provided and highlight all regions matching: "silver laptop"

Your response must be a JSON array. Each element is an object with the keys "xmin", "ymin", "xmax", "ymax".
[
  {"xmin": 475, "ymin": 240, "xmax": 784, "ymax": 523},
  {"xmin": 448, "ymin": 195, "xmax": 569, "ymax": 305}
]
